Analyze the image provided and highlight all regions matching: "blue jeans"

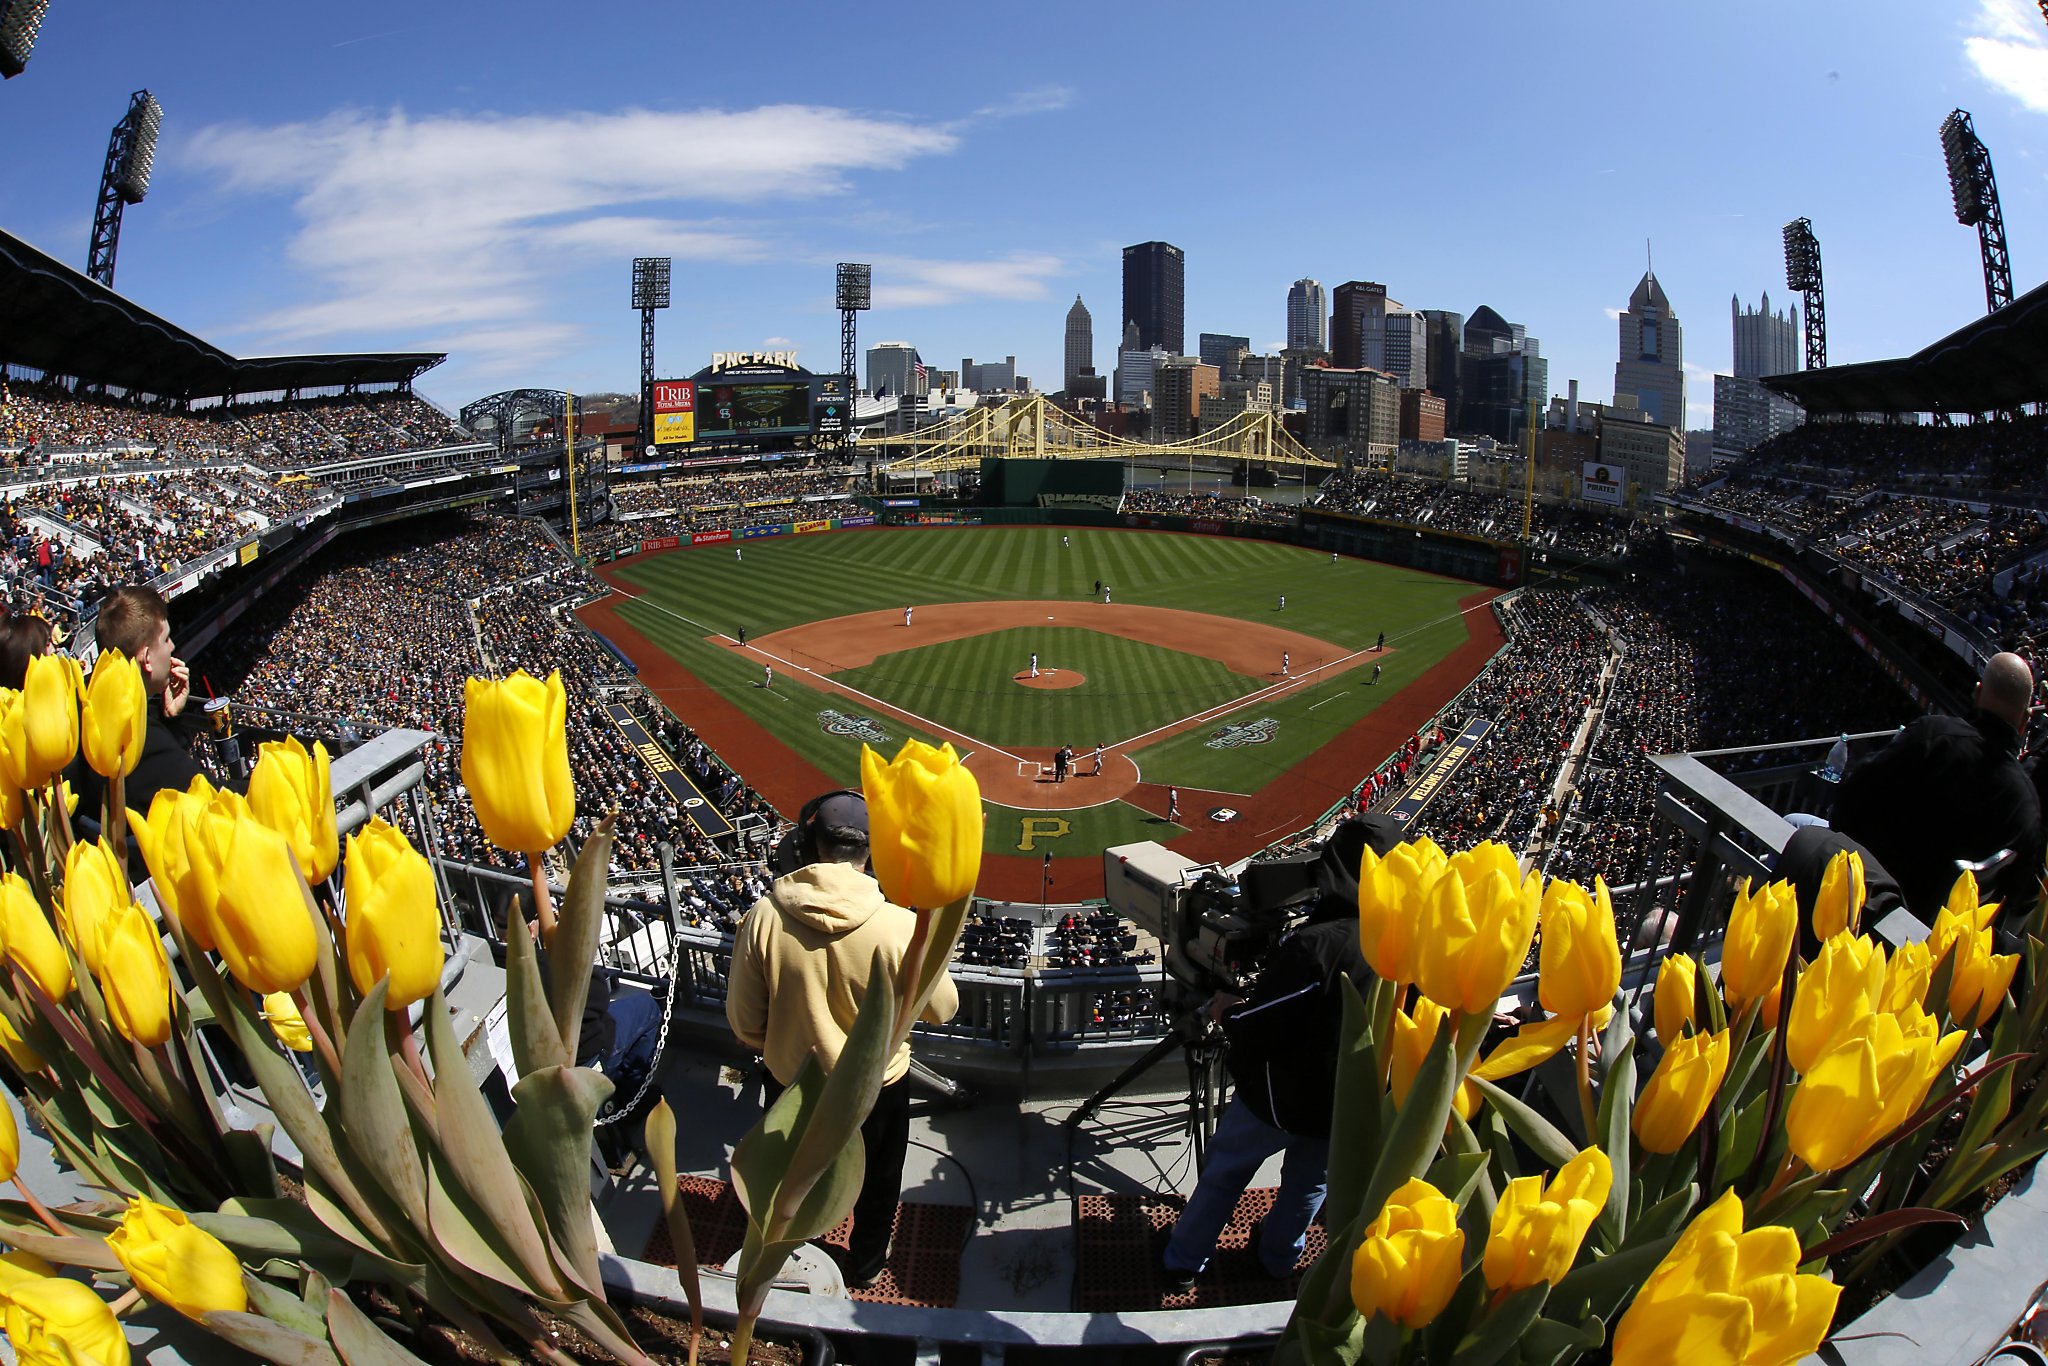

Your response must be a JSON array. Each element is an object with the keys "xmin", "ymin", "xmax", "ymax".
[{"xmin": 1163, "ymin": 1096, "xmax": 1330, "ymax": 1278}]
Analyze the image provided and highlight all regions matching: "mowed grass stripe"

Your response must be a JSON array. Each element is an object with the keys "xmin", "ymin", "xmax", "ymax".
[{"xmin": 836, "ymin": 626, "xmax": 1255, "ymax": 748}]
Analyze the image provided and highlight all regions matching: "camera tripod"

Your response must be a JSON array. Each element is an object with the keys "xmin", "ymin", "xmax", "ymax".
[{"xmin": 1064, "ymin": 1002, "xmax": 1230, "ymax": 1164}]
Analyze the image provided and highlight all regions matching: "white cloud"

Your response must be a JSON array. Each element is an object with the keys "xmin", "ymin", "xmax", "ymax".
[
  {"xmin": 871, "ymin": 252, "xmax": 1066, "ymax": 308},
  {"xmin": 760, "ymin": 336, "xmax": 796, "ymax": 349},
  {"xmin": 1964, "ymin": 0, "xmax": 2048, "ymax": 113},
  {"xmin": 1602, "ymin": 306, "xmax": 1623, "ymax": 321},
  {"xmin": 179, "ymin": 104, "xmax": 960, "ymax": 352},
  {"xmin": 971, "ymin": 86, "xmax": 1076, "ymax": 120}
]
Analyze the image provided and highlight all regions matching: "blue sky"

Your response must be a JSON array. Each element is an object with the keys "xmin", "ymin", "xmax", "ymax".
[{"xmin": 2, "ymin": 1, "xmax": 2044, "ymax": 427}]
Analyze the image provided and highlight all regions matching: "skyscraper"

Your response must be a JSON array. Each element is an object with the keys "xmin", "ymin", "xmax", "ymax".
[
  {"xmin": 1380, "ymin": 308, "xmax": 1427, "ymax": 390},
  {"xmin": 1121, "ymin": 241, "xmax": 1185, "ymax": 354},
  {"xmin": 1064, "ymin": 295, "xmax": 1093, "ymax": 391},
  {"xmin": 1612, "ymin": 271, "xmax": 1686, "ymax": 429},
  {"xmin": 1330, "ymin": 281, "xmax": 1386, "ymax": 370},
  {"xmin": 1198, "ymin": 332, "xmax": 1251, "ymax": 375},
  {"xmin": 1457, "ymin": 305, "xmax": 1547, "ymax": 443},
  {"xmin": 866, "ymin": 341, "xmax": 925, "ymax": 398},
  {"xmin": 1731, "ymin": 292, "xmax": 1799, "ymax": 378},
  {"xmin": 1286, "ymin": 279, "xmax": 1327, "ymax": 351}
]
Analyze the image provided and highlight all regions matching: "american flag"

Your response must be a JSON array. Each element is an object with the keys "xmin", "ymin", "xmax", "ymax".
[{"xmin": 914, "ymin": 361, "xmax": 927, "ymax": 387}]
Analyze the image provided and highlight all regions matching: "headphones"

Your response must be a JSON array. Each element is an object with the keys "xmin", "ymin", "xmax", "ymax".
[{"xmin": 769, "ymin": 788, "xmax": 867, "ymax": 876}]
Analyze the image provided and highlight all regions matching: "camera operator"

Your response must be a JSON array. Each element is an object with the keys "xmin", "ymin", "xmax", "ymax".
[
  {"xmin": 1160, "ymin": 815, "xmax": 1392, "ymax": 1288},
  {"xmin": 725, "ymin": 789, "xmax": 960, "ymax": 1287}
]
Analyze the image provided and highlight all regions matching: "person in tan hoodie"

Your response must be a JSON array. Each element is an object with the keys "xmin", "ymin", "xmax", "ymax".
[{"xmin": 726, "ymin": 790, "xmax": 959, "ymax": 1287}]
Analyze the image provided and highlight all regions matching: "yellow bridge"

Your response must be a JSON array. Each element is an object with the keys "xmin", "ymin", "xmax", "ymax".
[{"xmin": 855, "ymin": 393, "xmax": 1336, "ymax": 475}]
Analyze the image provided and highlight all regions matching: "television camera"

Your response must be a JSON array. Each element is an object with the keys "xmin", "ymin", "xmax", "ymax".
[{"xmin": 1102, "ymin": 840, "xmax": 1324, "ymax": 996}]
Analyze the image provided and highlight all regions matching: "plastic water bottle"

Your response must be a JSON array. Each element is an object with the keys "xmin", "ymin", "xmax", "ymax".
[{"xmin": 1821, "ymin": 734, "xmax": 1849, "ymax": 783}]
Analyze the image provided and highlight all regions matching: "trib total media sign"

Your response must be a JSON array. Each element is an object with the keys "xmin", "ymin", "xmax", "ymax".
[{"xmin": 652, "ymin": 380, "xmax": 695, "ymax": 444}]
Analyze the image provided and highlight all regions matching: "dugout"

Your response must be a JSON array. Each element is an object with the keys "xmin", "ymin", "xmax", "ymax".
[{"xmin": 979, "ymin": 458, "xmax": 1124, "ymax": 509}]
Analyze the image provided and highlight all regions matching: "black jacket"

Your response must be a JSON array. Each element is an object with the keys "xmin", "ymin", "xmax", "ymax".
[
  {"xmin": 1221, "ymin": 901, "xmax": 1372, "ymax": 1137},
  {"xmin": 1833, "ymin": 709, "xmax": 2044, "ymax": 918},
  {"xmin": 71, "ymin": 704, "xmax": 216, "ymax": 830}
]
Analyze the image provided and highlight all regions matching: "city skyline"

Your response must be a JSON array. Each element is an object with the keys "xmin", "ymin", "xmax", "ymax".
[{"xmin": 2, "ymin": 1, "xmax": 2044, "ymax": 427}]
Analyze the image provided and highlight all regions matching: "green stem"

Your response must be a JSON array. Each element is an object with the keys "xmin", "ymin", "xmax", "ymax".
[{"xmin": 1574, "ymin": 1014, "xmax": 1597, "ymax": 1141}]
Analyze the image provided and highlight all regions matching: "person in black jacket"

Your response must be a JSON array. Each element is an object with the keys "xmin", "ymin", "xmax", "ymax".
[
  {"xmin": 75, "ymin": 585, "xmax": 220, "ymax": 822},
  {"xmin": 1832, "ymin": 651, "xmax": 2042, "ymax": 919},
  {"xmin": 1160, "ymin": 816, "xmax": 1388, "ymax": 1287}
]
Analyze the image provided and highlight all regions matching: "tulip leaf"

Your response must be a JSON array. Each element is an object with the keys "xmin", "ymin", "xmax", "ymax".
[
  {"xmin": 770, "ymin": 949, "xmax": 896, "ymax": 1231},
  {"xmin": 339, "ymin": 980, "xmax": 430, "ymax": 1227},
  {"xmin": 1323, "ymin": 975, "xmax": 1381, "ymax": 1240},
  {"xmin": 548, "ymin": 815, "xmax": 615, "ymax": 1059},
  {"xmin": 198, "ymin": 1308, "xmax": 344, "ymax": 1366},
  {"xmin": 908, "ymin": 892, "xmax": 975, "ymax": 1027},
  {"xmin": 1448, "ymin": 1281, "xmax": 1548, "ymax": 1366},
  {"xmin": 554, "ymin": 1298, "xmax": 656, "ymax": 1366},
  {"xmin": 1547, "ymin": 1233, "xmax": 1678, "ymax": 1321},
  {"xmin": 423, "ymin": 985, "xmax": 570, "ymax": 1301},
  {"xmin": 1595, "ymin": 1034, "xmax": 1634, "ymax": 1242},
  {"xmin": 195, "ymin": 1206, "xmax": 367, "ymax": 1267},
  {"xmin": 503, "ymin": 906, "xmax": 568, "ymax": 1078},
  {"xmin": 245, "ymin": 1273, "xmax": 332, "ymax": 1341},
  {"xmin": 1518, "ymin": 1314, "xmax": 1606, "ymax": 1366},
  {"xmin": 1426, "ymin": 1149, "xmax": 1490, "ymax": 1213},
  {"xmin": 1358, "ymin": 1010, "xmax": 1469, "ymax": 1227},
  {"xmin": 326, "ymin": 1286, "xmax": 437, "ymax": 1366},
  {"xmin": 222, "ymin": 1125, "xmax": 282, "ymax": 1200},
  {"xmin": 423, "ymin": 1145, "xmax": 553, "ymax": 1301},
  {"xmin": 1423, "ymin": 1260, "xmax": 1490, "ymax": 1366},
  {"xmin": 1626, "ymin": 1183, "xmax": 1699, "ymax": 1246},
  {"xmin": 1803, "ymin": 1206, "xmax": 1967, "ymax": 1263},
  {"xmin": 1467, "ymin": 1074, "xmax": 1579, "ymax": 1171},
  {"xmin": 0, "ymin": 1227, "xmax": 123, "ymax": 1271},
  {"xmin": 502, "ymin": 1062, "xmax": 615, "ymax": 1296},
  {"xmin": 645, "ymin": 1099, "xmax": 703, "ymax": 1362}
]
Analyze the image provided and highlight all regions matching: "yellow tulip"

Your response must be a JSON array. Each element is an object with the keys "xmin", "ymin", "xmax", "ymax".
[
  {"xmin": 261, "ymin": 992, "xmax": 313, "ymax": 1052},
  {"xmin": 1414, "ymin": 842, "xmax": 1541, "ymax": 1015},
  {"xmin": 17, "ymin": 653, "xmax": 82, "ymax": 789},
  {"xmin": 97, "ymin": 902, "xmax": 172, "ymax": 1049},
  {"xmin": 1610, "ymin": 1190, "xmax": 1839, "ymax": 1366},
  {"xmin": 0, "ymin": 770, "xmax": 19, "ymax": 830},
  {"xmin": 1943, "ymin": 868, "xmax": 1999, "ymax": 932},
  {"xmin": 1813, "ymin": 847, "xmax": 1865, "ymax": 941},
  {"xmin": 59, "ymin": 838, "xmax": 127, "ymax": 977},
  {"xmin": 0, "ymin": 1246, "xmax": 57, "ymax": 1286},
  {"xmin": 861, "ymin": 739, "xmax": 983, "ymax": 909},
  {"xmin": 1653, "ymin": 952, "xmax": 1698, "ymax": 1048},
  {"xmin": 126, "ymin": 782, "xmax": 218, "ymax": 950},
  {"xmin": 1786, "ymin": 932, "xmax": 1885, "ymax": 1075},
  {"xmin": 1934, "ymin": 913, "xmax": 2019, "ymax": 1029},
  {"xmin": 0, "ymin": 871, "xmax": 72, "ymax": 1002},
  {"xmin": 247, "ymin": 737, "xmax": 338, "ymax": 884},
  {"xmin": 1786, "ymin": 1008, "xmax": 1965, "ymax": 1173},
  {"xmin": 106, "ymin": 1195, "xmax": 248, "ymax": 1320},
  {"xmin": 1358, "ymin": 837, "xmax": 1446, "ymax": 985},
  {"xmin": 210, "ymin": 812, "xmax": 319, "ymax": 997},
  {"xmin": 1880, "ymin": 939, "xmax": 1933, "ymax": 1016},
  {"xmin": 1388, "ymin": 994, "xmax": 1448, "ymax": 1107},
  {"xmin": 1537, "ymin": 877, "xmax": 1621, "ymax": 1019},
  {"xmin": 461, "ymin": 670, "xmax": 575, "ymax": 854},
  {"xmin": 79, "ymin": 648, "xmax": 146, "ymax": 780},
  {"xmin": 3, "ymin": 1273, "xmax": 132, "ymax": 1366},
  {"xmin": 1349, "ymin": 1176, "xmax": 1465, "ymax": 1330},
  {"xmin": 0, "ymin": 1083, "xmax": 18, "ymax": 1182},
  {"xmin": 1721, "ymin": 877, "xmax": 1797, "ymax": 1010},
  {"xmin": 1633, "ymin": 1027, "xmax": 1731, "ymax": 1155},
  {"xmin": 0, "ymin": 1008, "xmax": 44, "ymax": 1072},
  {"xmin": 1483, "ymin": 1146, "xmax": 1611, "ymax": 1291},
  {"xmin": 343, "ymin": 818, "xmax": 444, "ymax": 1009},
  {"xmin": 0, "ymin": 688, "xmax": 27, "ymax": 793}
]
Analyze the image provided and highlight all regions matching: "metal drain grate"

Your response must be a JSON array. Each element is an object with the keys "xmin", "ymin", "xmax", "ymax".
[
  {"xmin": 640, "ymin": 1176, "xmax": 971, "ymax": 1308},
  {"xmin": 1072, "ymin": 1188, "xmax": 1323, "ymax": 1312}
]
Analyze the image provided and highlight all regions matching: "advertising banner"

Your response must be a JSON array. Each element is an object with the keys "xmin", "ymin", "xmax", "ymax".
[
  {"xmin": 237, "ymin": 542, "xmax": 260, "ymax": 566},
  {"xmin": 794, "ymin": 519, "xmax": 830, "ymax": 535},
  {"xmin": 881, "ymin": 498, "xmax": 920, "ymax": 508},
  {"xmin": 1580, "ymin": 462, "xmax": 1623, "ymax": 507},
  {"xmin": 1496, "ymin": 544, "xmax": 1523, "ymax": 585},
  {"xmin": 639, "ymin": 535, "xmax": 680, "ymax": 553},
  {"xmin": 840, "ymin": 514, "xmax": 876, "ymax": 528},
  {"xmin": 652, "ymin": 380, "xmax": 696, "ymax": 445},
  {"xmin": 741, "ymin": 523, "xmax": 790, "ymax": 539},
  {"xmin": 1387, "ymin": 717, "xmax": 1492, "ymax": 827},
  {"xmin": 689, "ymin": 529, "xmax": 731, "ymax": 545},
  {"xmin": 602, "ymin": 703, "xmax": 732, "ymax": 838}
]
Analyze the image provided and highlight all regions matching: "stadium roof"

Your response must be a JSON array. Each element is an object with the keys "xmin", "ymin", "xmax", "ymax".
[
  {"xmin": 1762, "ymin": 275, "xmax": 2048, "ymax": 415},
  {"xmin": 0, "ymin": 228, "xmax": 444, "ymax": 401}
]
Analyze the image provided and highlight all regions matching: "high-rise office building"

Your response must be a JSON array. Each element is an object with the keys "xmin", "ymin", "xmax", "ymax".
[
  {"xmin": 1380, "ymin": 309, "xmax": 1428, "ymax": 390},
  {"xmin": 1612, "ymin": 271, "xmax": 1686, "ymax": 429},
  {"xmin": 1457, "ymin": 305, "xmax": 1547, "ymax": 443},
  {"xmin": 1302, "ymin": 365, "xmax": 1401, "ymax": 456},
  {"xmin": 1421, "ymin": 309, "xmax": 1464, "ymax": 411},
  {"xmin": 1121, "ymin": 241, "xmax": 1185, "ymax": 354},
  {"xmin": 1287, "ymin": 279, "xmax": 1327, "ymax": 351},
  {"xmin": 960, "ymin": 356, "xmax": 1018, "ymax": 392},
  {"xmin": 865, "ymin": 341, "xmax": 925, "ymax": 399},
  {"xmin": 1330, "ymin": 281, "xmax": 1386, "ymax": 370},
  {"xmin": 1199, "ymin": 332, "xmax": 1250, "ymax": 375},
  {"xmin": 1153, "ymin": 357, "xmax": 1221, "ymax": 439},
  {"xmin": 1064, "ymin": 296, "xmax": 1093, "ymax": 391},
  {"xmin": 1731, "ymin": 292, "xmax": 1799, "ymax": 379}
]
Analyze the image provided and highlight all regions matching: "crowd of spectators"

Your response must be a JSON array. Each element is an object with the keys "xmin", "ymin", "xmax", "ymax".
[
  {"xmin": 198, "ymin": 513, "xmax": 776, "ymax": 896},
  {"xmin": 1314, "ymin": 471, "xmax": 1648, "ymax": 561},
  {"xmin": 1118, "ymin": 488, "xmax": 1299, "ymax": 525}
]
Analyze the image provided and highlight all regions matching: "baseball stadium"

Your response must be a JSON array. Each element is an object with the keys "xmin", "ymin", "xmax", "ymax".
[{"xmin": 4, "ymin": 10, "xmax": 2048, "ymax": 1363}]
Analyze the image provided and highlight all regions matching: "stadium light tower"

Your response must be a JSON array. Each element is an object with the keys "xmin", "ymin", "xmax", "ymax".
[
  {"xmin": 86, "ymin": 89, "xmax": 162, "ymax": 288},
  {"xmin": 837, "ymin": 263, "xmax": 871, "ymax": 404},
  {"xmin": 1781, "ymin": 218, "xmax": 1828, "ymax": 371},
  {"xmin": 0, "ymin": 0, "xmax": 51, "ymax": 78},
  {"xmin": 631, "ymin": 256, "xmax": 670, "ymax": 455},
  {"xmin": 1939, "ymin": 109, "xmax": 2015, "ymax": 314}
]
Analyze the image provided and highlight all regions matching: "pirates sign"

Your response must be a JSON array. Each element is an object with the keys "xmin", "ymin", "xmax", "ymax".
[
  {"xmin": 1205, "ymin": 717, "xmax": 1279, "ymax": 749},
  {"xmin": 817, "ymin": 709, "xmax": 889, "ymax": 745}
]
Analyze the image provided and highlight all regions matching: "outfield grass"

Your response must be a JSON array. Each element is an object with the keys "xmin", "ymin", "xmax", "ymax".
[{"xmin": 608, "ymin": 527, "xmax": 1480, "ymax": 850}]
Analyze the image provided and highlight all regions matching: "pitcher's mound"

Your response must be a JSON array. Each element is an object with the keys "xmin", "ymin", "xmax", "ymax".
[{"xmin": 1014, "ymin": 670, "xmax": 1084, "ymax": 690}]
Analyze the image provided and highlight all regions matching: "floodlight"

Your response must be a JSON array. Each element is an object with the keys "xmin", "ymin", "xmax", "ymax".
[
  {"xmin": 0, "ymin": 0, "xmax": 48, "ymax": 78},
  {"xmin": 632, "ymin": 256, "xmax": 670, "ymax": 311},
  {"xmin": 114, "ymin": 91, "xmax": 162, "ymax": 203},
  {"xmin": 1781, "ymin": 219, "xmax": 1818, "ymax": 293},
  {"xmin": 1939, "ymin": 110, "xmax": 1988, "ymax": 226},
  {"xmin": 836, "ymin": 262, "xmax": 872, "ymax": 312}
]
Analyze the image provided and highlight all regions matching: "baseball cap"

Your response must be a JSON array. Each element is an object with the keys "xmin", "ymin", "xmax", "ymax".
[{"xmin": 808, "ymin": 790, "xmax": 869, "ymax": 843}]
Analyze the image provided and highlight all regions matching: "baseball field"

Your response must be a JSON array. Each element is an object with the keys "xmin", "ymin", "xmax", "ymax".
[{"xmin": 580, "ymin": 525, "xmax": 1503, "ymax": 900}]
